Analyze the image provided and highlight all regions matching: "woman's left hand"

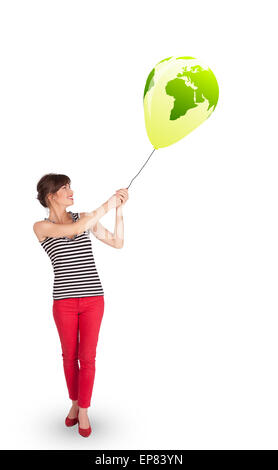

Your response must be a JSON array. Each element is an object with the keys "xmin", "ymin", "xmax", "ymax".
[{"xmin": 115, "ymin": 188, "xmax": 129, "ymax": 206}]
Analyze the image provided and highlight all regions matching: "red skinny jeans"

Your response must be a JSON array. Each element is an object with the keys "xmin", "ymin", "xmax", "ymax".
[{"xmin": 52, "ymin": 295, "xmax": 104, "ymax": 408}]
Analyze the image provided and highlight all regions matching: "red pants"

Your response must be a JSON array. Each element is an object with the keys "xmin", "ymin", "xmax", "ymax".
[{"xmin": 52, "ymin": 295, "xmax": 104, "ymax": 408}]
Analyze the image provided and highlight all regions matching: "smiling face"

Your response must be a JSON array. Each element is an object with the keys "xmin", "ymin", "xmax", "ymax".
[{"xmin": 48, "ymin": 182, "xmax": 74, "ymax": 208}]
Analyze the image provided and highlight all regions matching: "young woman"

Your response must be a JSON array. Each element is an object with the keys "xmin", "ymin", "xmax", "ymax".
[{"xmin": 33, "ymin": 173, "xmax": 128, "ymax": 437}]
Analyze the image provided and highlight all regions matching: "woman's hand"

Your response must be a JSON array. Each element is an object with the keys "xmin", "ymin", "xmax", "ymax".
[
  {"xmin": 107, "ymin": 188, "xmax": 128, "ymax": 210},
  {"xmin": 115, "ymin": 188, "xmax": 129, "ymax": 207}
]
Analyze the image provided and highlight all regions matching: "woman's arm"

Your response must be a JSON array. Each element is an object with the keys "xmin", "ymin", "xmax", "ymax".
[
  {"xmin": 33, "ymin": 194, "xmax": 120, "ymax": 241},
  {"xmin": 81, "ymin": 188, "xmax": 128, "ymax": 249},
  {"xmin": 88, "ymin": 205, "xmax": 124, "ymax": 248}
]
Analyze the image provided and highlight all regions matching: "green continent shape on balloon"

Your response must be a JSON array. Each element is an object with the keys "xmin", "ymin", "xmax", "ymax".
[
  {"xmin": 165, "ymin": 78, "xmax": 198, "ymax": 120},
  {"xmin": 166, "ymin": 64, "xmax": 219, "ymax": 121},
  {"xmin": 143, "ymin": 68, "xmax": 155, "ymax": 100},
  {"xmin": 177, "ymin": 65, "xmax": 219, "ymax": 110},
  {"xmin": 157, "ymin": 56, "xmax": 173, "ymax": 64}
]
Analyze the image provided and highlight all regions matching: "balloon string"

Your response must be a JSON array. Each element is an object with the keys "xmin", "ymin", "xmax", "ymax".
[{"xmin": 126, "ymin": 147, "xmax": 156, "ymax": 189}]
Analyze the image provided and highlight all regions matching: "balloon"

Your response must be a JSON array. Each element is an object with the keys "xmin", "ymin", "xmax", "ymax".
[{"xmin": 143, "ymin": 56, "xmax": 219, "ymax": 149}]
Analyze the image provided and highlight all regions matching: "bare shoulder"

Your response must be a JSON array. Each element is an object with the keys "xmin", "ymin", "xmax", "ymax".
[{"xmin": 33, "ymin": 220, "xmax": 47, "ymax": 242}]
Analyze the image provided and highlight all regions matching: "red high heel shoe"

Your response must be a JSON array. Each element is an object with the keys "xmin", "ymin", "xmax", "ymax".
[
  {"xmin": 65, "ymin": 415, "xmax": 78, "ymax": 427},
  {"xmin": 78, "ymin": 417, "xmax": 92, "ymax": 437}
]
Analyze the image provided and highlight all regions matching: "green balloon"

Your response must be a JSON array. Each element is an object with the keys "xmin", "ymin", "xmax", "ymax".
[{"xmin": 143, "ymin": 56, "xmax": 219, "ymax": 149}]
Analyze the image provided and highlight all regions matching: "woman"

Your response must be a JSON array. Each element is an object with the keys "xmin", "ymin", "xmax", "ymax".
[{"xmin": 33, "ymin": 173, "xmax": 128, "ymax": 437}]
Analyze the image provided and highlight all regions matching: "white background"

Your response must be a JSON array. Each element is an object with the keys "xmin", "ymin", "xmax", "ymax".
[{"xmin": 0, "ymin": 0, "xmax": 277, "ymax": 450}]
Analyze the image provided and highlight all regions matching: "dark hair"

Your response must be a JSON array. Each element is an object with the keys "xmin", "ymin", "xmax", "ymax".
[{"xmin": 36, "ymin": 173, "xmax": 71, "ymax": 208}]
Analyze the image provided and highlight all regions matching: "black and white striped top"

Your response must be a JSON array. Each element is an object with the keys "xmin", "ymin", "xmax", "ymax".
[{"xmin": 39, "ymin": 211, "xmax": 104, "ymax": 300}]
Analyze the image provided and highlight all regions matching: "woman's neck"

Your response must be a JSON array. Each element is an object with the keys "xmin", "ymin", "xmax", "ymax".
[{"xmin": 47, "ymin": 210, "xmax": 72, "ymax": 224}]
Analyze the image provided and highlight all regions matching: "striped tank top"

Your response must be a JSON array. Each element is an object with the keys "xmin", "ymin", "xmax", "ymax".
[{"xmin": 40, "ymin": 211, "xmax": 104, "ymax": 300}]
